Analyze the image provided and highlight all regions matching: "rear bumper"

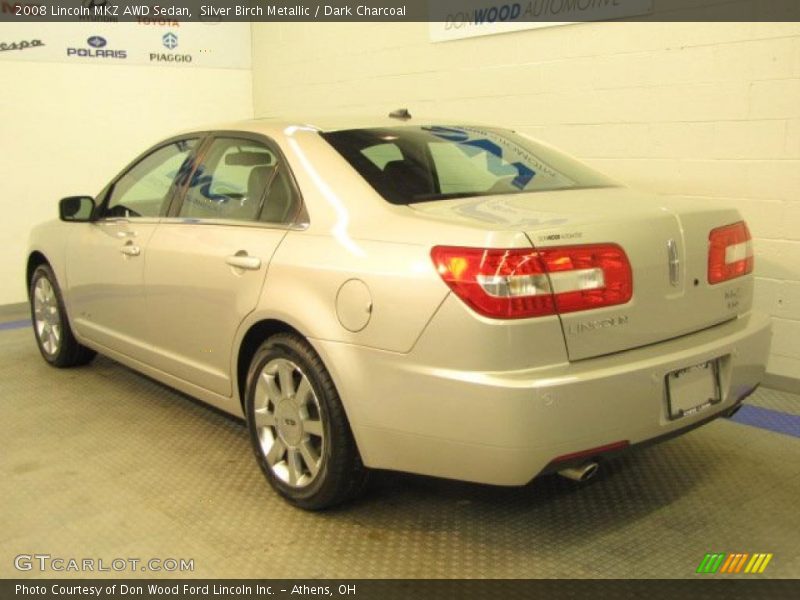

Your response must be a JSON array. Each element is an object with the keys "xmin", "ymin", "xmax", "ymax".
[
  {"xmin": 537, "ymin": 392, "xmax": 754, "ymax": 475},
  {"xmin": 315, "ymin": 310, "xmax": 771, "ymax": 486}
]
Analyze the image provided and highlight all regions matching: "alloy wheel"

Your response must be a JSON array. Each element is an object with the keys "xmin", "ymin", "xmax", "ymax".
[
  {"xmin": 253, "ymin": 358, "xmax": 325, "ymax": 488},
  {"xmin": 33, "ymin": 277, "xmax": 61, "ymax": 356}
]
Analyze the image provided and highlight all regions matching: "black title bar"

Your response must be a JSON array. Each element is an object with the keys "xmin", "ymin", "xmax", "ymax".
[
  {"xmin": 4, "ymin": 579, "xmax": 800, "ymax": 600},
  {"xmin": 2, "ymin": 0, "xmax": 800, "ymax": 22}
]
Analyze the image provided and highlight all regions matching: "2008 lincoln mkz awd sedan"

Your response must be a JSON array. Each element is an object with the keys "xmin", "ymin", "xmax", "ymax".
[{"xmin": 27, "ymin": 116, "xmax": 771, "ymax": 509}]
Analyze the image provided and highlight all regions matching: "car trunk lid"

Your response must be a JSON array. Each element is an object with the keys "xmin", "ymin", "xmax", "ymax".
[{"xmin": 411, "ymin": 187, "xmax": 753, "ymax": 361}]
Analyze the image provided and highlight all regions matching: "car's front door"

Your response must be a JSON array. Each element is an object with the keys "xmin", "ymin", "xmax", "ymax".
[
  {"xmin": 67, "ymin": 138, "xmax": 201, "ymax": 362},
  {"xmin": 143, "ymin": 134, "xmax": 303, "ymax": 397}
]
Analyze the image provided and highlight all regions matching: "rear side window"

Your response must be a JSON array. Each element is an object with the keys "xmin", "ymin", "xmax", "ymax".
[
  {"xmin": 321, "ymin": 126, "xmax": 616, "ymax": 205},
  {"xmin": 178, "ymin": 137, "xmax": 298, "ymax": 224}
]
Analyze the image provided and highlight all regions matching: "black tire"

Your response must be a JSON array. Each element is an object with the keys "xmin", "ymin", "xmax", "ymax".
[
  {"xmin": 29, "ymin": 264, "xmax": 96, "ymax": 368},
  {"xmin": 245, "ymin": 332, "xmax": 368, "ymax": 510}
]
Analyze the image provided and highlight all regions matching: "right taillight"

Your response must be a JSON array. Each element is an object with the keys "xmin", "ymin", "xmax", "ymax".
[
  {"xmin": 431, "ymin": 244, "xmax": 632, "ymax": 319},
  {"xmin": 708, "ymin": 221, "xmax": 753, "ymax": 284}
]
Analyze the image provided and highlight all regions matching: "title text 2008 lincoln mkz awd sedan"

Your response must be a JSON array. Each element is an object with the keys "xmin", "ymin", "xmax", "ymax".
[{"xmin": 27, "ymin": 116, "xmax": 771, "ymax": 509}]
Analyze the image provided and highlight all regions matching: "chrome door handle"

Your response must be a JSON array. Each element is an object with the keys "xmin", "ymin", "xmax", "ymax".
[
  {"xmin": 120, "ymin": 245, "xmax": 141, "ymax": 257},
  {"xmin": 226, "ymin": 254, "xmax": 261, "ymax": 270}
]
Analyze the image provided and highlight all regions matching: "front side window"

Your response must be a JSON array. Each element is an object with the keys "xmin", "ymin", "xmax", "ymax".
[
  {"xmin": 322, "ymin": 126, "xmax": 617, "ymax": 205},
  {"xmin": 104, "ymin": 139, "xmax": 197, "ymax": 218},
  {"xmin": 178, "ymin": 137, "xmax": 298, "ymax": 224}
]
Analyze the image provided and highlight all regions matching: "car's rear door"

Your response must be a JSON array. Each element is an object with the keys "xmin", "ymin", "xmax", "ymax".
[
  {"xmin": 67, "ymin": 137, "xmax": 202, "ymax": 362},
  {"xmin": 143, "ymin": 133, "xmax": 303, "ymax": 397}
]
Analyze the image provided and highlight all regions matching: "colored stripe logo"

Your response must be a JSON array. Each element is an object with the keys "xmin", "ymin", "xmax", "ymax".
[{"xmin": 696, "ymin": 552, "xmax": 773, "ymax": 574}]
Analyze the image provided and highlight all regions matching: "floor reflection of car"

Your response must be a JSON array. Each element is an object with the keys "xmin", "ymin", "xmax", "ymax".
[{"xmin": 27, "ymin": 116, "xmax": 771, "ymax": 509}]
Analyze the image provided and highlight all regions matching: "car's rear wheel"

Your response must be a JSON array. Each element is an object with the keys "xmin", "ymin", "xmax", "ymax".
[
  {"xmin": 245, "ymin": 333, "xmax": 367, "ymax": 510},
  {"xmin": 30, "ymin": 264, "xmax": 95, "ymax": 368}
]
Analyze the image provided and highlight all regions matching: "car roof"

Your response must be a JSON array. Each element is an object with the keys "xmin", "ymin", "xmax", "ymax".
[{"xmin": 176, "ymin": 116, "xmax": 497, "ymax": 137}]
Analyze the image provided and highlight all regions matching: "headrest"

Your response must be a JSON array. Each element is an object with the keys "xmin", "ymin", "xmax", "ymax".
[{"xmin": 225, "ymin": 151, "xmax": 274, "ymax": 167}]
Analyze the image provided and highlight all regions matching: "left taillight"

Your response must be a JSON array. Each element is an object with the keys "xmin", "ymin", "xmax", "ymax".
[
  {"xmin": 431, "ymin": 244, "xmax": 633, "ymax": 319},
  {"xmin": 708, "ymin": 221, "xmax": 753, "ymax": 284}
]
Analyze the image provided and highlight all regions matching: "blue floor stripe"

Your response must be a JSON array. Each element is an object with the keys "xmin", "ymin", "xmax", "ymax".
[
  {"xmin": 0, "ymin": 319, "xmax": 30, "ymax": 331},
  {"xmin": 731, "ymin": 404, "xmax": 800, "ymax": 439}
]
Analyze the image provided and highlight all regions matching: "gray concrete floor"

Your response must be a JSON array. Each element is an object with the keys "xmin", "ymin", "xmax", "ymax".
[{"xmin": 1, "ymin": 325, "xmax": 799, "ymax": 579}]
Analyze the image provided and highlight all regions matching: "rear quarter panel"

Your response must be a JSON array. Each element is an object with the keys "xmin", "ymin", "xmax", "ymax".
[{"xmin": 256, "ymin": 231, "xmax": 449, "ymax": 353}]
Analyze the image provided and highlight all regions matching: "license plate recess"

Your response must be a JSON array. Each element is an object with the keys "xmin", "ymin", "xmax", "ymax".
[{"xmin": 666, "ymin": 360, "xmax": 721, "ymax": 420}]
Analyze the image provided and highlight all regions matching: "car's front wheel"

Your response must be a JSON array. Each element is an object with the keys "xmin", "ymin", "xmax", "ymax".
[
  {"xmin": 29, "ymin": 264, "xmax": 96, "ymax": 368},
  {"xmin": 245, "ymin": 333, "xmax": 368, "ymax": 510}
]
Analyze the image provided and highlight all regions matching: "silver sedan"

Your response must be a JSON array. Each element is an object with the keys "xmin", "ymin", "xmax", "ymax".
[{"xmin": 27, "ymin": 116, "xmax": 771, "ymax": 509}]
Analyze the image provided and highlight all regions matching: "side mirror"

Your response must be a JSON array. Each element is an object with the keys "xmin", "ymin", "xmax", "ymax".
[{"xmin": 59, "ymin": 196, "xmax": 95, "ymax": 222}]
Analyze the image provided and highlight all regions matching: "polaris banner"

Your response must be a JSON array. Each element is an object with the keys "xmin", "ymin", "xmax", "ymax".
[
  {"xmin": 0, "ymin": 20, "xmax": 250, "ymax": 69},
  {"xmin": 429, "ymin": 0, "xmax": 654, "ymax": 42}
]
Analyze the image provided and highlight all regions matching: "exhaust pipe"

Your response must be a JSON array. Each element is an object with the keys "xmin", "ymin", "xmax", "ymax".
[{"xmin": 558, "ymin": 462, "xmax": 599, "ymax": 483}]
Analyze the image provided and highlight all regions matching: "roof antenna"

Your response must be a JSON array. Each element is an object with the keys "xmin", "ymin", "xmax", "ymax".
[{"xmin": 389, "ymin": 108, "xmax": 412, "ymax": 120}]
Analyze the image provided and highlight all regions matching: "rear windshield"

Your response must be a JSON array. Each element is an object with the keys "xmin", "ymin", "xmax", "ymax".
[{"xmin": 321, "ymin": 125, "xmax": 617, "ymax": 205}]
